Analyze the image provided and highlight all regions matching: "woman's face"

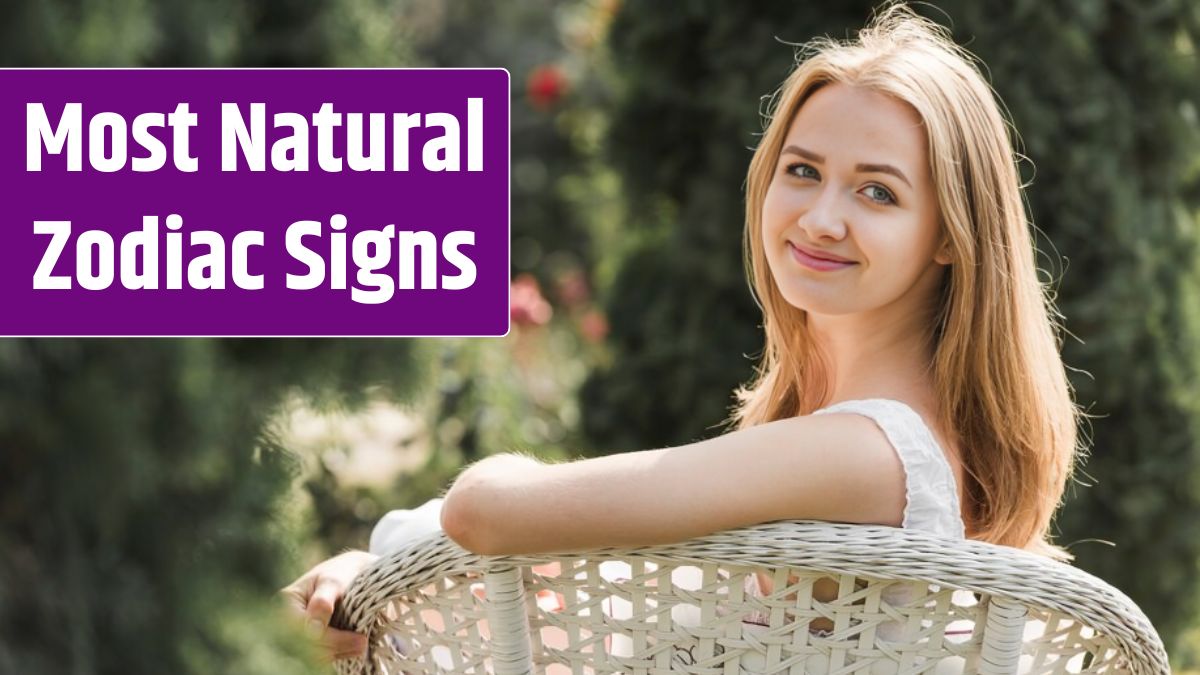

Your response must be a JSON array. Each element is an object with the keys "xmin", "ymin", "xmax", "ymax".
[{"xmin": 762, "ymin": 82, "xmax": 950, "ymax": 319}]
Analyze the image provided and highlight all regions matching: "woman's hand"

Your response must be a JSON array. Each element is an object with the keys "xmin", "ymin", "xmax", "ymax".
[{"xmin": 281, "ymin": 550, "xmax": 379, "ymax": 661}]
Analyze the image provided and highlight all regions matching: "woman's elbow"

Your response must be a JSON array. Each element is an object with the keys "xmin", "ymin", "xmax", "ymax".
[{"xmin": 441, "ymin": 474, "xmax": 502, "ymax": 555}]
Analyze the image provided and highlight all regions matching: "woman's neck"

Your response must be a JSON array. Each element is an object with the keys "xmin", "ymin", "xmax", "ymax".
[{"xmin": 806, "ymin": 307, "xmax": 938, "ymax": 408}]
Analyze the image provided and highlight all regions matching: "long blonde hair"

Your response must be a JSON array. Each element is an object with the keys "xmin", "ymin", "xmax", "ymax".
[{"xmin": 731, "ymin": 2, "xmax": 1086, "ymax": 562}]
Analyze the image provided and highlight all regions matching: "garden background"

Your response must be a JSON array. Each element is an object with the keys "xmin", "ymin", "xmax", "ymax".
[{"xmin": 1, "ymin": 0, "xmax": 1198, "ymax": 672}]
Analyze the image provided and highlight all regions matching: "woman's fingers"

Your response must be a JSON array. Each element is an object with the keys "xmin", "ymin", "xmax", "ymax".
[
  {"xmin": 305, "ymin": 576, "xmax": 343, "ymax": 628},
  {"xmin": 320, "ymin": 626, "xmax": 370, "ymax": 661},
  {"xmin": 295, "ymin": 576, "xmax": 369, "ymax": 661},
  {"xmin": 281, "ymin": 550, "xmax": 380, "ymax": 661},
  {"xmin": 280, "ymin": 575, "xmax": 314, "ymax": 616},
  {"xmin": 287, "ymin": 575, "xmax": 368, "ymax": 661}
]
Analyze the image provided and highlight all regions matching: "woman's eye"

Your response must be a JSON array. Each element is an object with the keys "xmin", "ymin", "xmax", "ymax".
[
  {"xmin": 863, "ymin": 185, "xmax": 897, "ymax": 205},
  {"xmin": 786, "ymin": 163, "xmax": 819, "ymax": 180}
]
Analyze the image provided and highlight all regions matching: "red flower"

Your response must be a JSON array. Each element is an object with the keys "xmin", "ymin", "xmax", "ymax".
[
  {"xmin": 526, "ymin": 65, "xmax": 568, "ymax": 111},
  {"xmin": 510, "ymin": 274, "xmax": 553, "ymax": 327}
]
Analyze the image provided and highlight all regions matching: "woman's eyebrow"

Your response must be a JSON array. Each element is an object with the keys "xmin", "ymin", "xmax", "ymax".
[
  {"xmin": 781, "ymin": 145, "xmax": 912, "ymax": 188},
  {"xmin": 857, "ymin": 162, "xmax": 912, "ymax": 188},
  {"xmin": 781, "ymin": 145, "xmax": 826, "ymax": 163}
]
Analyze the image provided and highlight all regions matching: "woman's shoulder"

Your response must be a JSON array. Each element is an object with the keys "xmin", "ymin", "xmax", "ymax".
[{"xmin": 811, "ymin": 398, "xmax": 966, "ymax": 538}]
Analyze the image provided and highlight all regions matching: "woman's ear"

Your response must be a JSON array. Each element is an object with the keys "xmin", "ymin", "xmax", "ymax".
[{"xmin": 934, "ymin": 239, "xmax": 953, "ymax": 265}]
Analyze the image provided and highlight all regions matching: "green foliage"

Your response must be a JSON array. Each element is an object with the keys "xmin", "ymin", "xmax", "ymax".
[
  {"xmin": 0, "ymin": 339, "xmax": 424, "ymax": 674},
  {"xmin": 0, "ymin": 1, "xmax": 428, "ymax": 673},
  {"xmin": 0, "ymin": 0, "xmax": 414, "ymax": 67},
  {"xmin": 400, "ymin": 0, "xmax": 615, "ymax": 478},
  {"xmin": 585, "ymin": 0, "xmax": 1200, "ymax": 660}
]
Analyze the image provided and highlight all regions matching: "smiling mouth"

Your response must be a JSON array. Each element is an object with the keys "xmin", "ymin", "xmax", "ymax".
[{"xmin": 788, "ymin": 242, "xmax": 858, "ymax": 271}]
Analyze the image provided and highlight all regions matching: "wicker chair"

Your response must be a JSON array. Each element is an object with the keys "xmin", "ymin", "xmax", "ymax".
[{"xmin": 331, "ymin": 521, "xmax": 1169, "ymax": 674}]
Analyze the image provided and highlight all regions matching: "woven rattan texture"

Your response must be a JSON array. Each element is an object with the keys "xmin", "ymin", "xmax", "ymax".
[{"xmin": 331, "ymin": 521, "xmax": 1167, "ymax": 675}]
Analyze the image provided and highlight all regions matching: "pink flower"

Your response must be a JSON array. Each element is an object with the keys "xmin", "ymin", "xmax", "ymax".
[{"xmin": 510, "ymin": 274, "xmax": 553, "ymax": 327}]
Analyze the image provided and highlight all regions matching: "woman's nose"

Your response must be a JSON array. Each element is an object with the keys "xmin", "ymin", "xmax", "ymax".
[{"xmin": 797, "ymin": 187, "xmax": 848, "ymax": 240}]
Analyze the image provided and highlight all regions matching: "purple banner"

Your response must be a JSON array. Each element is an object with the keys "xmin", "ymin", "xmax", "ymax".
[{"xmin": 0, "ymin": 69, "xmax": 510, "ymax": 336}]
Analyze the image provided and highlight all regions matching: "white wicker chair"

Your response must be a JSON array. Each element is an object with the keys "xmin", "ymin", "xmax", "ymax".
[{"xmin": 331, "ymin": 521, "xmax": 1169, "ymax": 674}]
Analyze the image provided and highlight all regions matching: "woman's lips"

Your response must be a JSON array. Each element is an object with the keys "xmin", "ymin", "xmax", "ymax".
[{"xmin": 789, "ymin": 242, "xmax": 858, "ymax": 271}]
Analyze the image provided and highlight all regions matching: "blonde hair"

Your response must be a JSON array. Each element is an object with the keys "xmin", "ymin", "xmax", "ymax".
[{"xmin": 731, "ymin": 1, "xmax": 1087, "ymax": 562}]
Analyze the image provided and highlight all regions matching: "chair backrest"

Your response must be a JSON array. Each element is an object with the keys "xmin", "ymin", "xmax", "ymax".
[{"xmin": 332, "ymin": 521, "xmax": 1169, "ymax": 674}]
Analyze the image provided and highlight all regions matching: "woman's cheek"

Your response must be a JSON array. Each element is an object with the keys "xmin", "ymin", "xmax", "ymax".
[{"xmin": 761, "ymin": 194, "xmax": 783, "ymax": 237}]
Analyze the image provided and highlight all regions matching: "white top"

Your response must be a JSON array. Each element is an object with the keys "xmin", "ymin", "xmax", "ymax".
[{"xmin": 370, "ymin": 496, "xmax": 445, "ymax": 556}]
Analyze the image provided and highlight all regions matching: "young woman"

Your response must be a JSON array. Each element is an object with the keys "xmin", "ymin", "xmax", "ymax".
[{"xmin": 284, "ymin": 2, "xmax": 1084, "ymax": 660}]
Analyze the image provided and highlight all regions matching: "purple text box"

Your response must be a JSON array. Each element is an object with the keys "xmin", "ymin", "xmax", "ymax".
[{"xmin": 0, "ymin": 69, "xmax": 510, "ymax": 336}]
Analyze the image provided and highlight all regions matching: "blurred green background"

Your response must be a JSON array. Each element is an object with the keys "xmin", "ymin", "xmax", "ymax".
[{"xmin": 1, "ymin": 0, "xmax": 1198, "ymax": 672}]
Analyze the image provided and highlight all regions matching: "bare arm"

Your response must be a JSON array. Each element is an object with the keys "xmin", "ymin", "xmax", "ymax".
[{"xmin": 440, "ymin": 412, "xmax": 906, "ymax": 555}]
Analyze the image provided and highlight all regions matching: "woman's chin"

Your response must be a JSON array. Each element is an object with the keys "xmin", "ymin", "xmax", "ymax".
[{"xmin": 779, "ymin": 291, "xmax": 858, "ymax": 317}]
